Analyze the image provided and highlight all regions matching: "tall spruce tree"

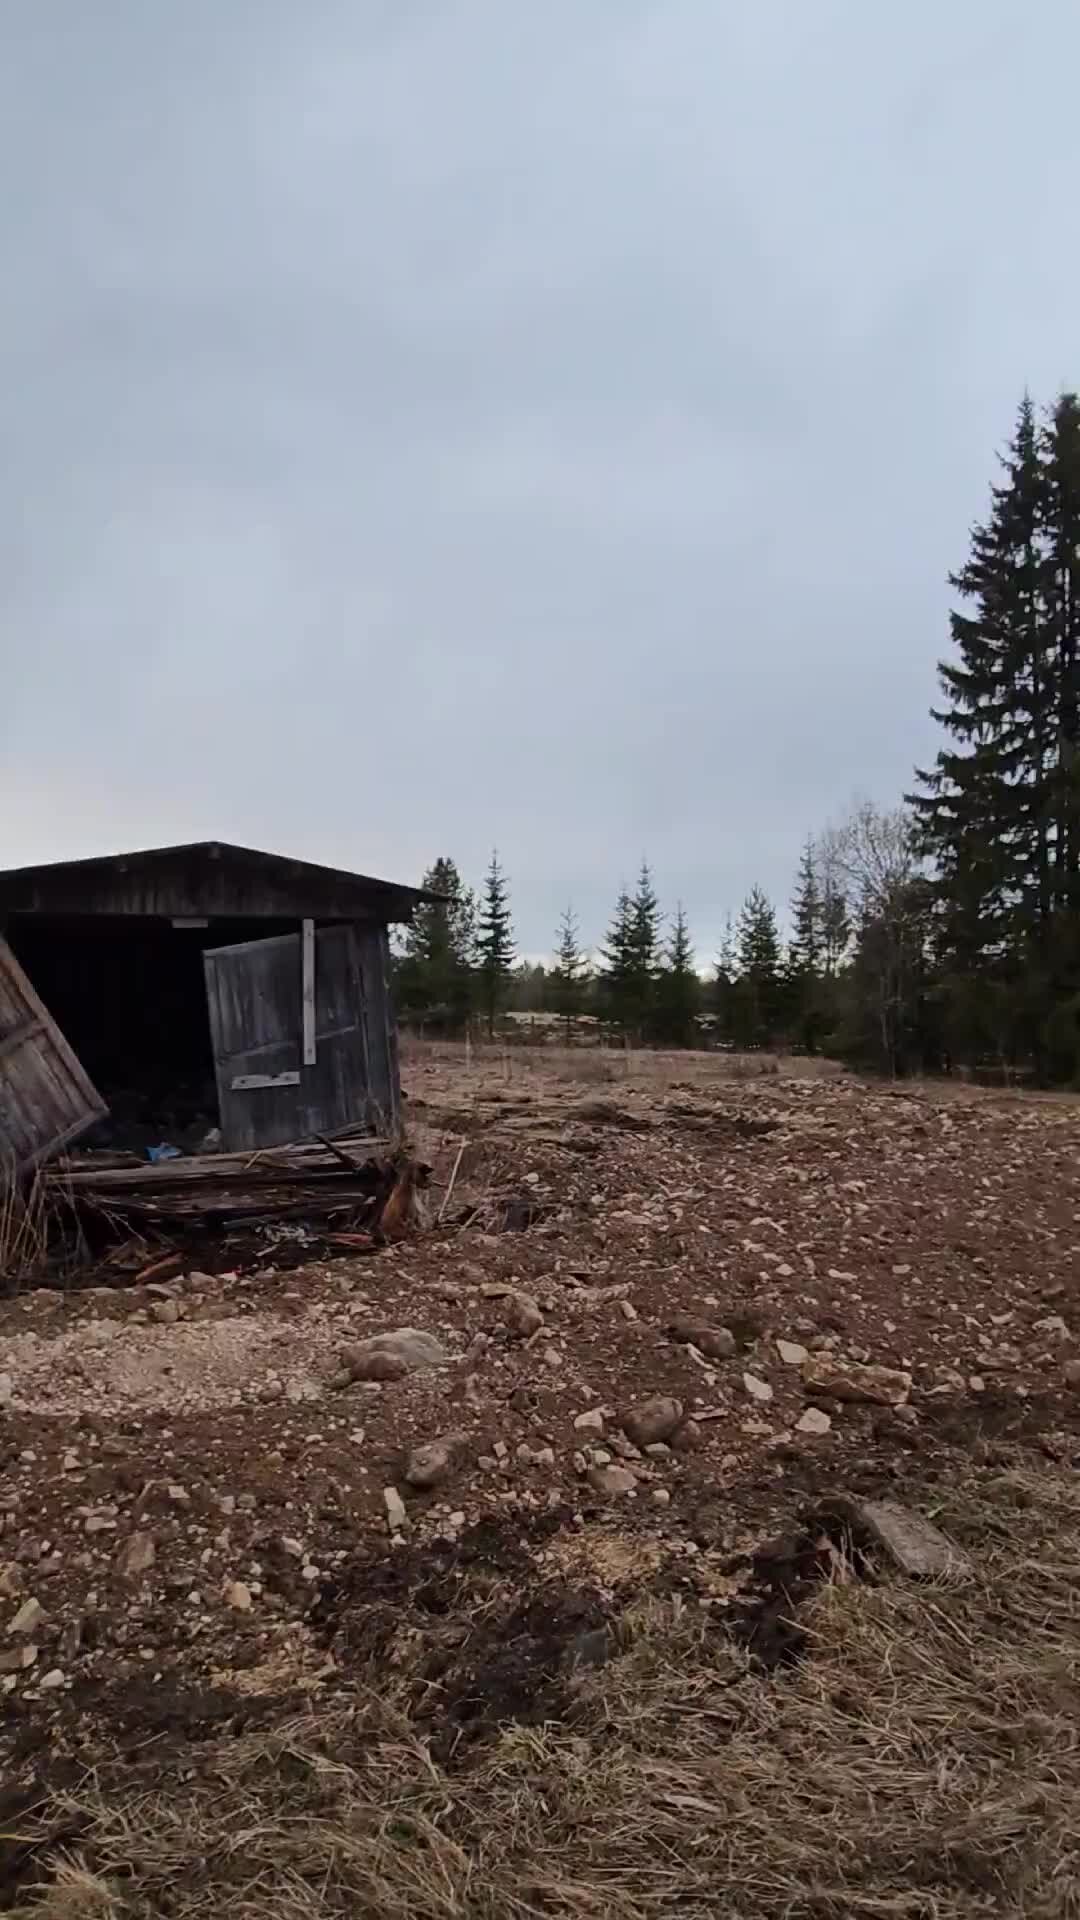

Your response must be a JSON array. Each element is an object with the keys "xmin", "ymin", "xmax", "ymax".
[
  {"xmin": 788, "ymin": 838, "xmax": 822, "ymax": 1049},
  {"xmin": 476, "ymin": 850, "xmax": 515, "ymax": 1037},
  {"xmin": 627, "ymin": 860, "xmax": 661, "ymax": 1038},
  {"xmin": 395, "ymin": 856, "xmax": 476, "ymax": 1029},
  {"xmin": 911, "ymin": 396, "xmax": 1046, "ymax": 979},
  {"xmin": 655, "ymin": 904, "xmax": 700, "ymax": 1046},
  {"xmin": 550, "ymin": 906, "xmax": 588, "ymax": 1040},
  {"xmin": 599, "ymin": 887, "xmax": 635, "ymax": 1035},
  {"xmin": 713, "ymin": 915, "xmax": 737, "ymax": 1047},
  {"xmin": 911, "ymin": 392, "xmax": 1080, "ymax": 1073},
  {"xmin": 734, "ymin": 885, "xmax": 782, "ymax": 1046},
  {"xmin": 790, "ymin": 839, "xmax": 822, "ymax": 975}
]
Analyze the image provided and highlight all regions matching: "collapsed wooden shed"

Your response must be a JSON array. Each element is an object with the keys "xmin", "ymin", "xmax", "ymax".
[{"xmin": 0, "ymin": 841, "xmax": 433, "ymax": 1172}]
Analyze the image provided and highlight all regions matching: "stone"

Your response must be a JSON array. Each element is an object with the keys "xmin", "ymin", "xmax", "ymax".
[
  {"xmin": 668, "ymin": 1314, "xmax": 735, "ymax": 1360},
  {"xmin": 383, "ymin": 1486, "xmax": 408, "ymax": 1532},
  {"xmin": 404, "ymin": 1431, "xmax": 470, "ymax": 1490},
  {"xmin": 9, "ymin": 1596, "xmax": 43, "ymax": 1635},
  {"xmin": 651, "ymin": 1487, "xmax": 671, "ymax": 1507},
  {"xmin": 776, "ymin": 1339, "xmax": 809, "ymax": 1367},
  {"xmin": 671, "ymin": 1418, "xmax": 703, "ymax": 1453},
  {"xmin": 801, "ymin": 1354, "xmax": 912, "ymax": 1407},
  {"xmin": 342, "ymin": 1329, "xmax": 451, "ymax": 1382},
  {"xmin": 743, "ymin": 1373, "xmax": 773, "ymax": 1403},
  {"xmin": 502, "ymin": 1292, "xmax": 544, "ymax": 1339},
  {"xmin": 39, "ymin": 1669, "xmax": 65, "ymax": 1691},
  {"xmin": 587, "ymin": 1464, "xmax": 638, "ymax": 1496},
  {"xmin": 115, "ymin": 1531, "xmax": 155, "ymax": 1578},
  {"xmin": 845, "ymin": 1498, "xmax": 970, "ymax": 1579},
  {"xmin": 795, "ymin": 1406, "xmax": 832, "ymax": 1436},
  {"xmin": 150, "ymin": 1299, "xmax": 180, "ymax": 1326},
  {"xmin": 225, "ymin": 1581, "xmax": 253, "ymax": 1612},
  {"xmin": 1064, "ymin": 1359, "xmax": 1080, "ymax": 1393},
  {"xmin": 0, "ymin": 1373, "xmax": 12, "ymax": 1406},
  {"xmin": 622, "ymin": 1396, "xmax": 684, "ymax": 1448},
  {"xmin": 0, "ymin": 1644, "xmax": 36, "ymax": 1674},
  {"xmin": 573, "ymin": 1408, "xmax": 605, "ymax": 1434},
  {"xmin": 618, "ymin": 1299, "xmax": 638, "ymax": 1322}
]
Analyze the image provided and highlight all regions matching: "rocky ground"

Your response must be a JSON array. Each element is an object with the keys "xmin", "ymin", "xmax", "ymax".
[{"xmin": 2, "ymin": 1046, "xmax": 1080, "ymax": 1912}]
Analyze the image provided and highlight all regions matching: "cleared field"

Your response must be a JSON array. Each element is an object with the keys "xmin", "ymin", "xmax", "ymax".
[{"xmin": 2, "ymin": 1048, "xmax": 1078, "ymax": 1915}]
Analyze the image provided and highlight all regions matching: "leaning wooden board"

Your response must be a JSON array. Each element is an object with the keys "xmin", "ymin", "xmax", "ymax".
[{"xmin": 0, "ymin": 936, "xmax": 106, "ymax": 1177}]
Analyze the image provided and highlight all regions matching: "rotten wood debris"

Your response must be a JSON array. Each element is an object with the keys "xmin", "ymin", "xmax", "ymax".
[{"xmin": 42, "ymin": 1138, "xmax": 427, "ymax": 1244}]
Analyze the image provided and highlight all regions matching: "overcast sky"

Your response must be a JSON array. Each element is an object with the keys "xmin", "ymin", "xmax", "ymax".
[{"xmin": 2, "ymin": 1, "xmax": 1078, "ymax": 961}]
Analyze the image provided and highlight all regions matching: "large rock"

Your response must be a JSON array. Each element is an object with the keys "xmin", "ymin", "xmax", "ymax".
[
  {"xmin": 9, "ymin": 1596, "xmax": 43, "ymax": 1635},
  {"xmin": 842, "ymin": 1498, "xmax": 969, "ymax": 1580},
  {"xmin": 588, "ymin": 1464, "xmax": 638, "ymax": 1496},
  {"xmin": 116, "ymin": 1531, "xmax": 156, "ymax": 1578},
  {"xmin": 621, "ymin": 1395, "xmax": 684, "ymax": 1448},
  {"xmin": 776, "ymin": 1339, "xmax": 809, "ymax": 1367},
  {"xmin": 802, "ymin": 1354, "xmax": 911, "ymax": 1407},
  {"xmin": 341, "ymin": 1329, "xmax": 451, "ymax": 1382},
  {"xmin": 404, "ymin": 1431, "xmax": 470, "ymax": 1490},
  {"xmin": 502, "ymin": 1291, "xmax": 544, "ymax": 1339},
  {"xmin": 668, "ymin": 1315, "xmax": 736, "ymax": 1360}
]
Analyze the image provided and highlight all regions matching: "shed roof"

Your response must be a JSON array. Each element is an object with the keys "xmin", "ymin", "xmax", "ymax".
[{"xmin": 0, "ymin": 840, "xmax": 438, "ymax": 924}]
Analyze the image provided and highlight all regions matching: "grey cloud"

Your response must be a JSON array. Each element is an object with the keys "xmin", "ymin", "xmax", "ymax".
[{"xmin": 3, "ymin": 0, "xmax": 1079, "ymax": 965}]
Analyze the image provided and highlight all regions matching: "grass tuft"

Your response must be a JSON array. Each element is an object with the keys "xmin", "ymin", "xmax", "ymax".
[{"xmin": 8, "ymin": 1465, "xmax": 1080, "ymax": 1917}]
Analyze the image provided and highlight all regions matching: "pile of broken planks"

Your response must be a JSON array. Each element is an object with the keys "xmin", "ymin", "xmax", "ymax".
[{"xmin": 45, "ymin": 1137, "xmax": 425, "ymax": 1249}]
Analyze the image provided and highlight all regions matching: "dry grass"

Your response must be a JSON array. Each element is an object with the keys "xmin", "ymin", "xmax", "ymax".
[
  {"xmin": 0, "ymin": 1167, "xmax": 50, "ymax": 1287},
  {"xmin": 9, "ymin": 1466, "xmax": 1080, "ymax": 1918},
  {"xmin": 400, "ymin": 1035, "xmax": 839, "ymax": 1092},
  {"xmin": 0, "ymin": 1164, "xmax": 96, "ymax": 1292}
]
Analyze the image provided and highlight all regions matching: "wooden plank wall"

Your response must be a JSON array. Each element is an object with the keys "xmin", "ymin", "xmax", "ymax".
[{"xmin": 0, "ymin": 937, "xmax": 106, "ymax": 1177}]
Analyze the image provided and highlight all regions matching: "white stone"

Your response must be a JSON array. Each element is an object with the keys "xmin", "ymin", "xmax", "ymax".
[
  {"xmin": 9, "ymin": 1596, "xmax": 43, "ymax": 1636},
  {"xmin": 743, "ymin": 1373, "xmax": 773, "ymax": 1403},
  {"xmin": 795, "ymin": 1407, "xmax": 832, "ymax": 1436},
  {"xmin": 776, "ymin": 1339, "xmax": 809, "ymax": 1367},
  {"xmin": 383, "ymin": 1486, "xmax": 408, "ymax": 1532}
]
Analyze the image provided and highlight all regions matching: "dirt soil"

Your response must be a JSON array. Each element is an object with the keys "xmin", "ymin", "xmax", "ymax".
[{"xmin": 2, "ymin": 1045, "xmax": 1080, "ymax": 1912}]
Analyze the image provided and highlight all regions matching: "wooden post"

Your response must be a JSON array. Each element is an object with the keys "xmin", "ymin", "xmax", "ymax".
[{"xmin": 302, "ymin": 919, "xmax": 316, "ymax": 1066}]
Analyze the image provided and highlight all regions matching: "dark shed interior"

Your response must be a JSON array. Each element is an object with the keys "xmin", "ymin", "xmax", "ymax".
[{"xmin": 5, "ymin": 916, "xmax": 302, "ymax": 1146}]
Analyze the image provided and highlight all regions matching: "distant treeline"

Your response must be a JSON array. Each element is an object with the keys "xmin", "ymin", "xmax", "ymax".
[{"xmin": 396, "ymin": 393, "xmax": 1080, "ymax": 1084}]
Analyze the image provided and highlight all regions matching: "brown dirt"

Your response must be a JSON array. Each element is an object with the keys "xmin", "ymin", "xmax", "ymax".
[{"xmin": 2, "ymin": 1044, "xmax": 1080, "ymax": 1911}]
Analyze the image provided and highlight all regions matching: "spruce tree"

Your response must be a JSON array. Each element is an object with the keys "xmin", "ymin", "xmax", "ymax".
[
  {"xmin": 476, "ymin": 851, "xmax": 516, "ymax": 1037},
  {"xmin": 627, "ymin": 860, "xmax": 661, "ymax": 1040},
  {"xmin": 655, "ymin": 904, "xmax": 700, "ymax": 1046},
  {"xmin": 788, "ymin": 838, "xmax": 825, "ymax": 1050},
  {"xmin": 396, "ymin": 856, "xmax": 476, "ymax": 1029},
  {"xmin": 550, "ymin": 906, "xmax": 588, "ymax": 1040},
  {"xmin": 1040, "ymin": 392, "xmax": 1080, "ymax": 963},
  {"xmin": 713, "ymin": 915, "xmax": 737, "ymax": 1047},
  {"xmin": 909, "ymin": 393, "xmax": 1080, "ymax": 1072},
  {"xmin": 911, "ymin": 396, "xmax": 1047, "ymax": 980},
  {"xmin": 735, "ymin": 885, "xmax": 782, "ymax": 1046},
  {"xmin": 599, "ymin": 888, "xmax": 635, "ymax": 1036},
  {"xmin": 790, "ymin": 839, "xmax": 821, "ymax": 975}
]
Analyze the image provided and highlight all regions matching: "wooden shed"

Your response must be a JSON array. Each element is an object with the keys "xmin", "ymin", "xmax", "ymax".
[{"xmin": 0, "ymin": 841, "xmax": 433, "ymax": 1170}]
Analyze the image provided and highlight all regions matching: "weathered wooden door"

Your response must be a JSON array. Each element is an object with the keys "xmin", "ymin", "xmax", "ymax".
[
  {"xmin": 204, "ymin": 923, "xmax": 393, "ymax": 1151},
  {"xmin": 0, "ymin": 935, "xmax": 106, "ymax": 1177}
]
